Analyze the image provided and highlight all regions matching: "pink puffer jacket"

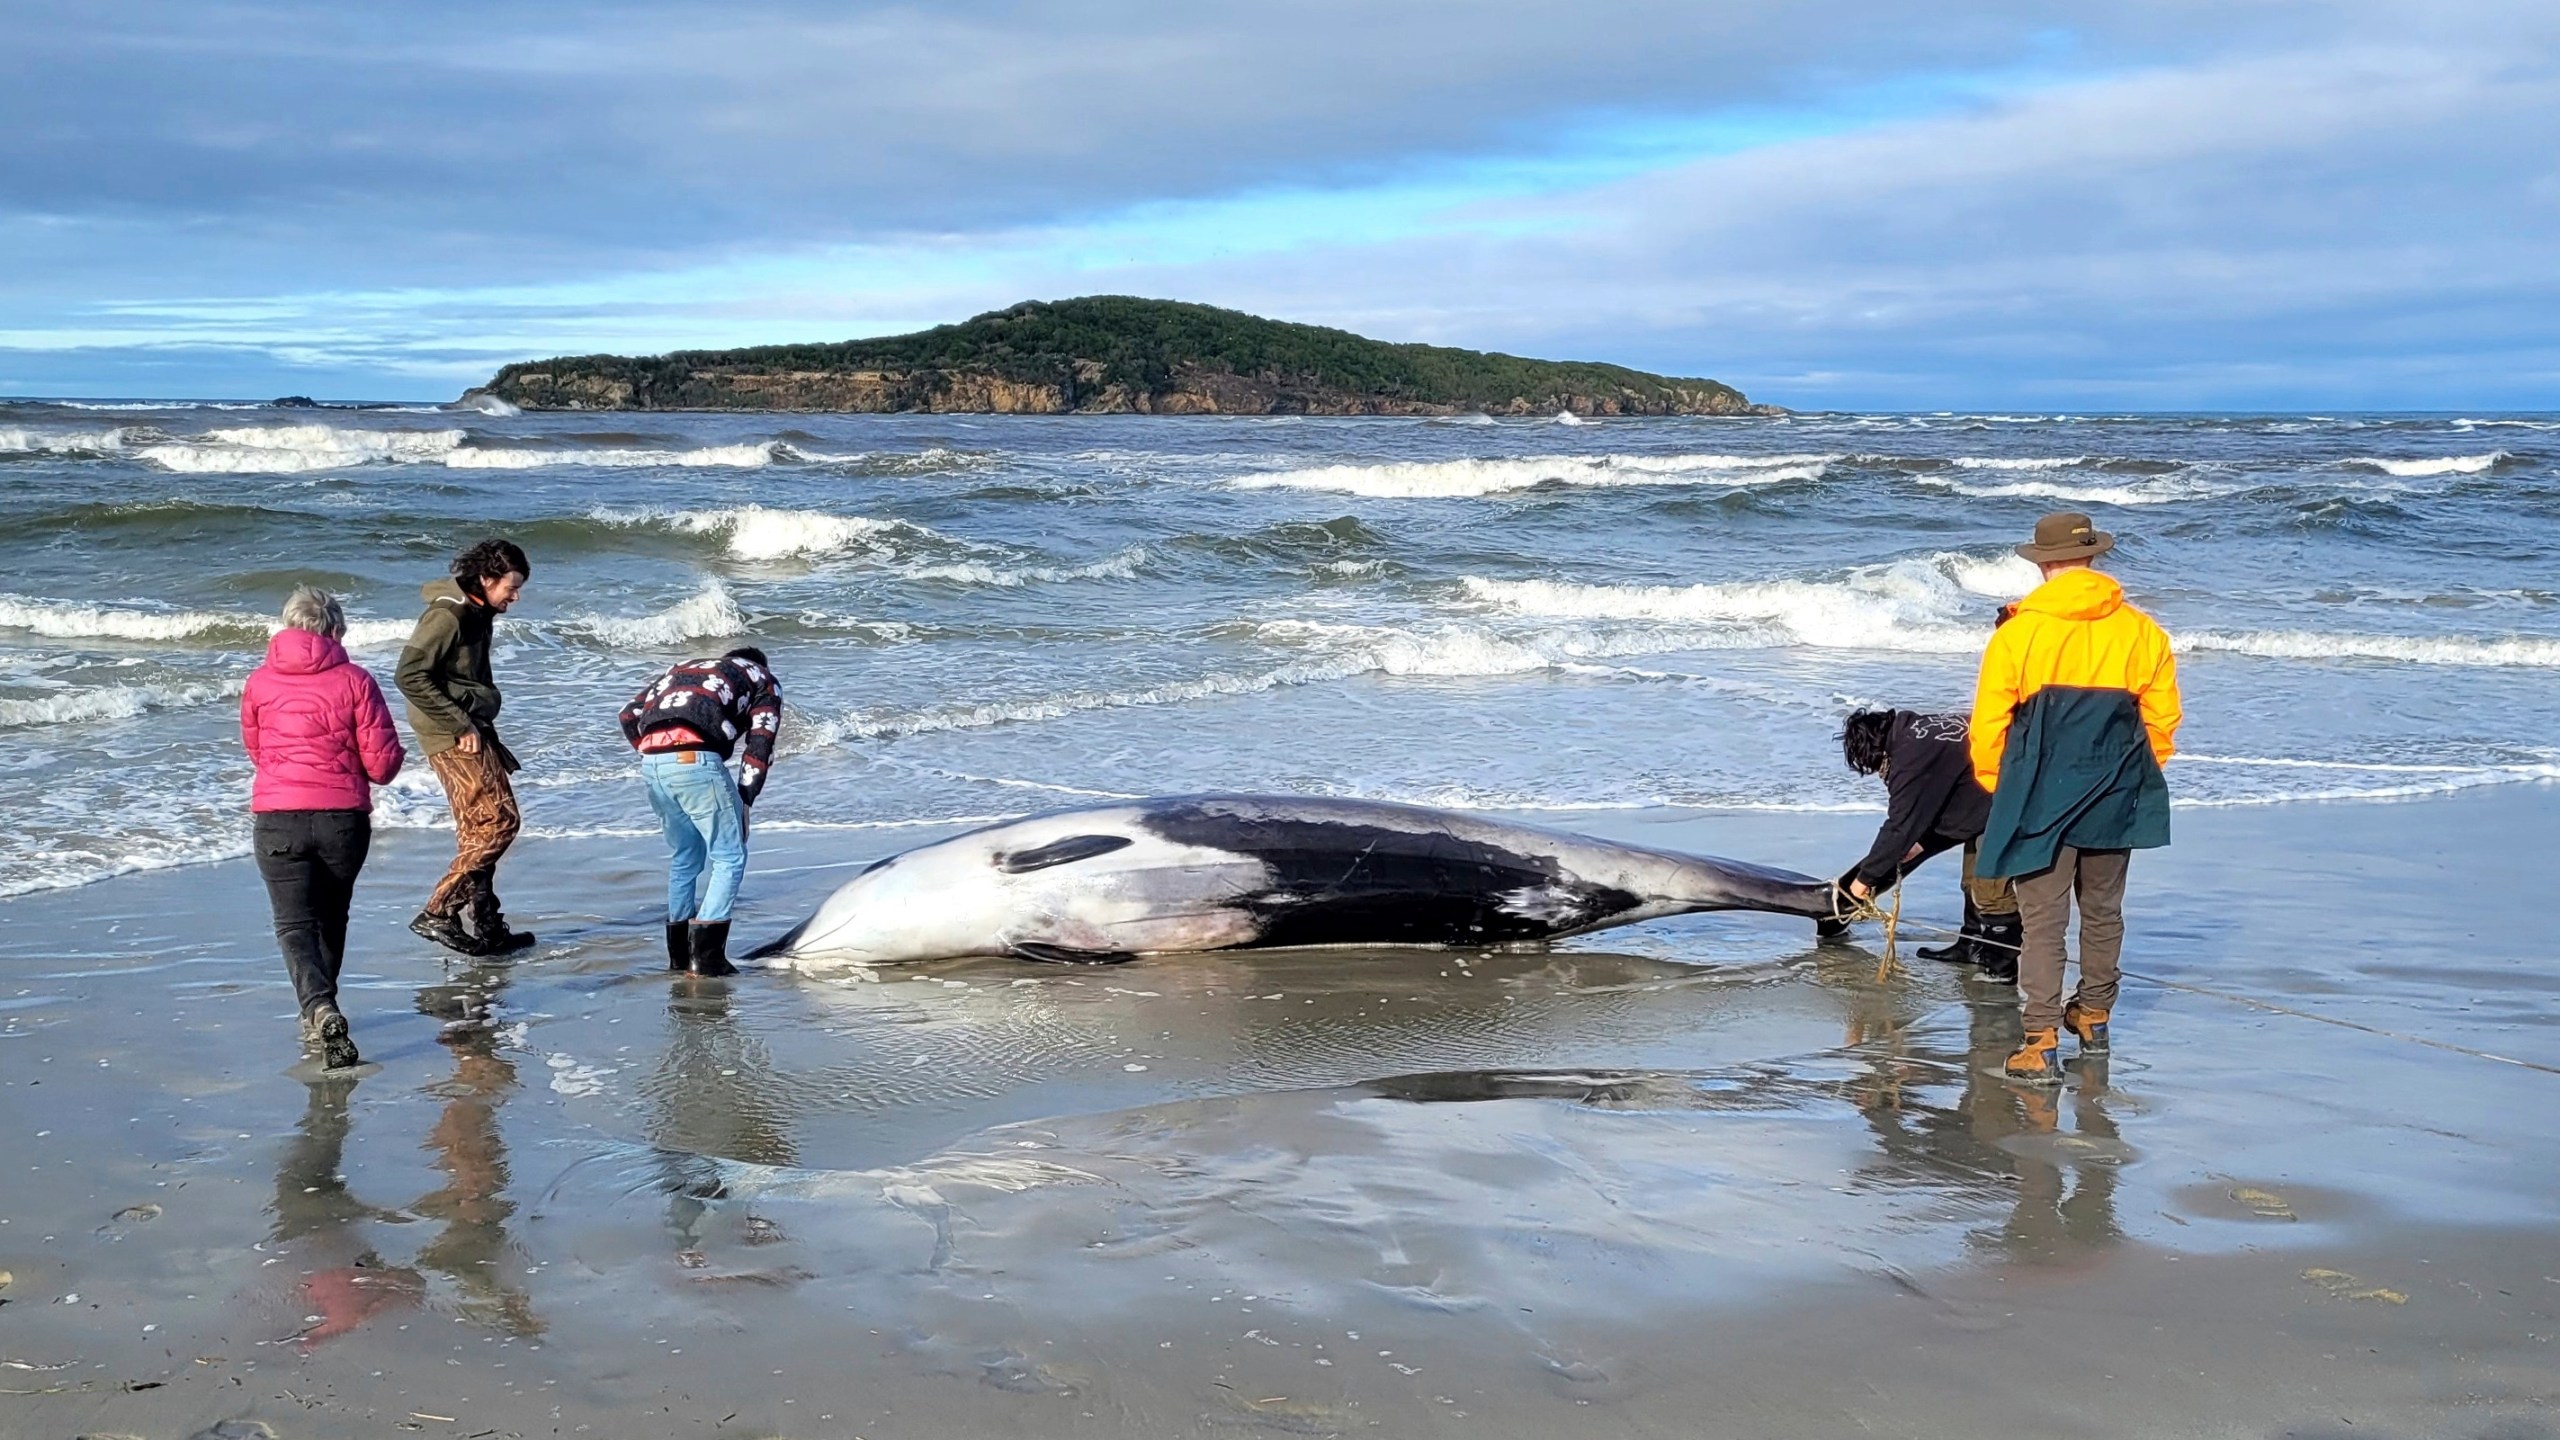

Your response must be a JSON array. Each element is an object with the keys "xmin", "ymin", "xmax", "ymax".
[{"xmin": 241, "ymin": 629, "xmax": 405, "ymax": 812}]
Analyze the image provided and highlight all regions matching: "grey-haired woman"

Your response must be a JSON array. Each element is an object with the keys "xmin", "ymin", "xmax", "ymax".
[{"xmin": 241, "ymin": 586, "xmax": 405, "ymax": 1069}]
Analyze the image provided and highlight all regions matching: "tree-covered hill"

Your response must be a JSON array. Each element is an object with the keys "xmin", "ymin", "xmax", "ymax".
[{"xmin": 473, "ymin": 297, "xmax": 1764, "ymax": 416}]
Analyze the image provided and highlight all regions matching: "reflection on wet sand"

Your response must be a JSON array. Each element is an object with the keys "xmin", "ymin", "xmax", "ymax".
[
  {"xmin": 269, "ymin": 1076, "xmax": 423, "ymax": 1350},
  {"xmin": 1835, "ymin": 973, "xmax": 2123, "ymax": 1266},
  {"xmin": 411, "ymin": 957, "xmax": 542, "ymax": 1337},
  {"xmin": 644, "ymin": 976, "xmax": 799, "ymax": 1255}
]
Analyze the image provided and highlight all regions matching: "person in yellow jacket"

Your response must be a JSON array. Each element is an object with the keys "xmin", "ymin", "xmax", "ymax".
[{"xmin": 1969, "ymin": 511, "xmax": 2182, "ymax": 1083}]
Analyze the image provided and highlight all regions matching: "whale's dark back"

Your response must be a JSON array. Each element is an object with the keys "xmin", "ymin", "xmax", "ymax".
[{"xmin": 1139, "ymin": 795, "xmax": 1646, "ymax": 945}]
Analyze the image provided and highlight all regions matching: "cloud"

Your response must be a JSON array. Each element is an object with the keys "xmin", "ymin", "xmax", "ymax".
[{"xmin": 4, "ymin": 1, "xmax": 2558, "ymax": 403}]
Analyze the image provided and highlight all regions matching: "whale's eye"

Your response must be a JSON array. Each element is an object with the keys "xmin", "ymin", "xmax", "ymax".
[{"xmin": 994, "ymin": 834, "xmax": 1134, "ymax": 874}]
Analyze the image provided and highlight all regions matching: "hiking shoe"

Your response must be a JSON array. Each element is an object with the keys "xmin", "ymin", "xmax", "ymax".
[
  {"xmin": 409, "ymin": 909, "xmax": 492, "ymax": 956},
  {"xmin": 2063, "ymin": 1001, "xmax": 2111, "ymax": 1055},
  {"xmin": 481, "ymin": 923, "xmax": 538, "ymax": 954},
  {"xmin": 2003, "ymin": 1027, "xmax": 2063, "ymax": 1084},
  {"xmin": 464, "ymin": 891, "xmax": 538, "ymax": 953},
  {"xmin": 311, "ymin": 1004, "xmax": 361, "ymax": 1071}
]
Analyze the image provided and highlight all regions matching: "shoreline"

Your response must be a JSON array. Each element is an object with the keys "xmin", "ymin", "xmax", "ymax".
[{"xmin": 3, "ymin": 786, "xmax": 2557, "ymax": 1437}]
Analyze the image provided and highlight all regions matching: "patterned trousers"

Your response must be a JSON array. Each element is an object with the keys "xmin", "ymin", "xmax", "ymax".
[{"xmin": 425, "ymin": 744, "xmax": 521, "ymax": 918}]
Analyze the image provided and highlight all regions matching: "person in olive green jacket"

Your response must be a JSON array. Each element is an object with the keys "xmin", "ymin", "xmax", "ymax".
[{"xmin": 397, "ymin": 539, "xmax": 536, "ymax": 956}]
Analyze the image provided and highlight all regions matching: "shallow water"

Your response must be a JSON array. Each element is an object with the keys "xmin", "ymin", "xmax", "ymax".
[{"xmin": 3, "ymin": 404, "xmax": 2557, "ymax": 896}]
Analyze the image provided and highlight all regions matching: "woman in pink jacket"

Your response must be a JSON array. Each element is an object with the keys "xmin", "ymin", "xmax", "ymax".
[{"xmin": 242, "ymin": 586, "xmax": 405, "ymax": 1069}]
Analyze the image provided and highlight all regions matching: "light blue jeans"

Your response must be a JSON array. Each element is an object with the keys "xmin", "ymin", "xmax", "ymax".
[{"xmin": 642, "ymin": 752, "xmax": 748, "ymax": 923}]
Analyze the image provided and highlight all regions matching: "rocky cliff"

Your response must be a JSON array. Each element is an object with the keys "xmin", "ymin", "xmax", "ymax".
[{"xmin": 471, "ymin": 298, "xmax": 1771, "ymax": 417}]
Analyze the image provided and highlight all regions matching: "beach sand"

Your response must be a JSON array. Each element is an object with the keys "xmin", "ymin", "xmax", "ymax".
[{"xmin": 4, "ymin": 787, "xmax": 2556, "ymax": 1438}]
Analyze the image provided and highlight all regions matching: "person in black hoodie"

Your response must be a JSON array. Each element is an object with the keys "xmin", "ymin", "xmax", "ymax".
[
  {"xmin": 1838, "ymin": 707, "xmax": 2022, "ymax": 979},
  {"xmin": 620, "ymin": 647, "xmax": 783, "ymax": 977}
]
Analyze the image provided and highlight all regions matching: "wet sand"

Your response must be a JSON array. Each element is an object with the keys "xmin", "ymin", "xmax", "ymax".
[{"xmin": 4, "ymin": 787, "xmax": 2557, "ymax": 1438}]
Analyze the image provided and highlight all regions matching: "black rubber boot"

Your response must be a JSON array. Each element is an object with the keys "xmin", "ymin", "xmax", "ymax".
[
  {"xmin": 310, "ymin": 1002, "xmax": 361, "ymax": 1070},
  {"xmin": 409, "ymin": 908, "xmax": 493, "ymax": 956},
  {"xmin": 1917, "ymin": 921, "xmax": 1981, "ymax": 967},
  {"xmin": 688, "ymin": 920, "xmax": 737, "ymax": 978},
  {"xmin": 1974, "ymin": 914, "xmax": 2023, "ymax": 983},
  {"xmin": 666, "ymin": 922, "xmax": 692, "ymax": 972}
]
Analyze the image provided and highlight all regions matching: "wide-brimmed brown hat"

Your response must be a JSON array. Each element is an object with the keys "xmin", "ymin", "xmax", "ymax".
[{"xmin": 2015, "ymin": 510, "xmax": 2115, "ymax": 564}]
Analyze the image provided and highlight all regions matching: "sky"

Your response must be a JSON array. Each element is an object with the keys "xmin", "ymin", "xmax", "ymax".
[{"xmin": 4, "ymin": 0, "xmax": 2557, "ymax": 408}]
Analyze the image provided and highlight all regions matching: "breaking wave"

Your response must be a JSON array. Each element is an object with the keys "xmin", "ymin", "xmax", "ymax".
[
  {"xmin": 4, "ymin": 419, "xmax": 1002, "ymax": 475},
  {"xmin": 1231, "ymin": 452, "xmax": 1834, "ymax": 498},
  {"xmin": 137, "ymin": 425, "xmax": 474, "ymax": 473},
  {"xmin": 1951, "ymin": 455, "xmax": 2087, "ymax": 471},
  {"xmin": 1458, "ymin": 551, "xmax": 2038, "ymax": 654},
  {"xmin": 0, "ymin": 593, "xmax": 412, "ymax": 650},
  {"xmin": 2345, "ymin": 453, "xmax": 2507, "ymax": 477},
  {"xmin": 791, "ymin": 616, "xmax": 1788, "ymax": 753},
  {"xmin": 591, "ymin": 504, "xmax": 933, "ymax": 561},
  {"xmin": 1916, "ymin": 468, "xmax": 2242, "ymax": 506},
  {"xmin": 559, "ymin": 584, "xmax": 748, "ymax": 649},
  {"xmin": 0, "ymin": 593, "xmax": 273, "ymax": 645},
  {"xmin": 0, "ymin": 425, "xmax": 135, "ymax": 456},
  {"xmin": 897, "ymin": 547, "xmax": 1149, "ymax": 588},
  {"xmin": 2183, "ymin": 628, "xmax": 2560, "ymax": 668},
  {"xmin": 0, "ymin": 680, "xmax": 240, "ymax": 730},
  {"xmin": 139, "ymin": 424, "xmax": 803, "ymax": 474}
]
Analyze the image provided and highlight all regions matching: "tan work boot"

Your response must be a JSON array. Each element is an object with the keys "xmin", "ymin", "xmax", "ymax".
[
  {"xmin": 2004, "ymin": 1027, "xmax": 2064, "ymax": 1084},
  {"xmin": 2062, "ymin": 1001, "xmax": 2111, "ymax": 1055}
]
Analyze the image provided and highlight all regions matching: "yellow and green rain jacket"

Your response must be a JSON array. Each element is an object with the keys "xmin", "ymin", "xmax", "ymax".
[{"xmin": 1968, "ymin": 567, "xmax": 2182, "ymax": 879}]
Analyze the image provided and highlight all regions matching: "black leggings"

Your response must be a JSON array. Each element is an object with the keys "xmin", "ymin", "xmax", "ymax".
[{"xmin": 254, "ymin": 810, "xmax": 372, "ymax": 1017}]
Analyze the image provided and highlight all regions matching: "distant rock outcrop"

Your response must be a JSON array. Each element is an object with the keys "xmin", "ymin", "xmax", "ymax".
[{"xmin": 468, "ymin": 297, "xmax": 1774, "ymax": 416}]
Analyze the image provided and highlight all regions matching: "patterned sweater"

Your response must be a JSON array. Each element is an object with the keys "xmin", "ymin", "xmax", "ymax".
[{"xmin": 618, "ymin": 654, "xmax": 784, "ymax": 805}]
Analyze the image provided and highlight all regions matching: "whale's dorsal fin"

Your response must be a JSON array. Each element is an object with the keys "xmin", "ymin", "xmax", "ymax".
[{"xmin": 994, "ymin": 833, "xmax": 1133, "ymax": 874}]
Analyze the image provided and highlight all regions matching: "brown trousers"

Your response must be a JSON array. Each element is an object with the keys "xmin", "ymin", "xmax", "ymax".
[
  {"xmin": 1958, "ymin": 839, "xmax": 2019, "ymax": 919},
  {"xmin": 425, "ymin": 745, "xmax": 521, "ymax": 918},
  {"xmin": 2013, "ymin": 844, "xmax": 2130, "ymax": 1032}
]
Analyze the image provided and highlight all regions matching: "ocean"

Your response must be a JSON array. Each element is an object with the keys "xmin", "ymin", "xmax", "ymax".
[{"xmin": 2, "ymin": 401, "xmax": 2554, "ymax": 898}]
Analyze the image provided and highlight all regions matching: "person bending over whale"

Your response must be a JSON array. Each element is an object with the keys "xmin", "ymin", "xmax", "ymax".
[
  {"xmin": 620, "ymin": 646, "xmax": 783, "ymax": 978},
  {"xmin": 1838, "ymin": 707, "xmax": 2021, "ymax": 981}
]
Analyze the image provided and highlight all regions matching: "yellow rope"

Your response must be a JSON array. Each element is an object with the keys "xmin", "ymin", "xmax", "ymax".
[{"xmin": 1872, "ymin": 883, "xmax": 1902, "ymax": 985}]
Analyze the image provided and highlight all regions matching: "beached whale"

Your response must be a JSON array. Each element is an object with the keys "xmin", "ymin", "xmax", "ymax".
[{"xmin": 756, "ymin": 793, "xmax": 1843, "ymax": 967}]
